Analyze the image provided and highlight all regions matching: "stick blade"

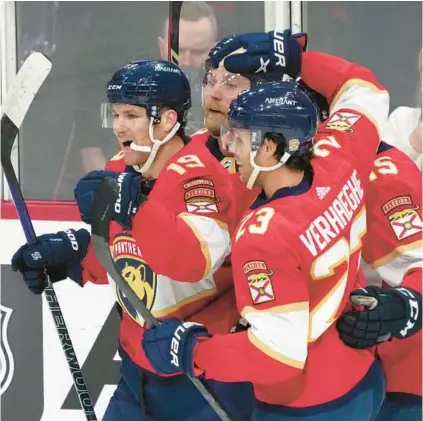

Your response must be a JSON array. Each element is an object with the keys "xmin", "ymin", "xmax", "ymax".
[{"xmin": 2, "ymin": 52, "xmax": 52, "ymax": 128}]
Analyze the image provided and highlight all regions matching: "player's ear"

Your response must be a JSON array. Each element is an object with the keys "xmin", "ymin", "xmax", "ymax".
[
  {"xmin": 161, "ymin": 109, "xmax": 179, "ymax": 133},
  {"xmin": 263, "ymin": 137, "xmax": 278, "ymax": 159}
]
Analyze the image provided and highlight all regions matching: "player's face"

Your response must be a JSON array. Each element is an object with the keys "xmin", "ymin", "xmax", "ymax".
[
  {"xmin": 112, "ymin": 103, "xmax": 152, "ymax": 166},
  {"xmin": 158, "ymin": 18, "xmax": 216, "ymax": 68},
  {"xmin": 228, "ymin": 128, "xmax": 255, "ymax": 183},
  {"xmin": 203, "ymin": 67, "xmax": 251, "ymax": 143}
]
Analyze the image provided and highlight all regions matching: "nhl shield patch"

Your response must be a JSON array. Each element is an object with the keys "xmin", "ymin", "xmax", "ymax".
[
  {"xmin": 0, "ymin": 305, "xmax": 14, "ymax": 395},
  {"xmin": 243, "ymin": 261, "xmax": 275, "ymax": 305},
  {"xmin": 389, "ymin": 208, "xmax": 423, "ymax": 240}
]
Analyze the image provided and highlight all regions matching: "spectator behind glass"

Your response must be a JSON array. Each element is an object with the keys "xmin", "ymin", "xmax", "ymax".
[
  {"xmin": 388, "ymin": 49, "xmax": 422, "ymax": 170},
  {"xmin": 158, "ymin": 2, "xmax": 218, "ymax": 135},
  {"xmin": 157, "ymin": 1, "xmax": 217, "ymax": 68}
]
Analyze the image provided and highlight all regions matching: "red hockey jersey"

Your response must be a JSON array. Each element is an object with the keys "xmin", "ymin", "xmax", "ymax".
[
  {"xmin": 81, "ymin": 137, "xmax": 239, "ymax": 372},
  {"xmin": 363, "ymin": 143, "xmax": 422, "ymax": 396},
  {"xmin": 194, "ymin": 52, "xmax": 390, "ymax": 407}
]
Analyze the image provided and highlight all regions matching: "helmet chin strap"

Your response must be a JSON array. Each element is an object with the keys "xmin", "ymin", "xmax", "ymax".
[
  {"xmin": 130, "ymin": 117, "xmax": 181, "ymax": 173},
  {"xmin": 246, "ymin": 151, "xmax": 291, "ymax": 190}
]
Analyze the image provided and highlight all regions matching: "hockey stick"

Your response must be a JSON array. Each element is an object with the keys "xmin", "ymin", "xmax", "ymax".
[
  {"xmin": 0, "ymin": 52, "xmax": 97, "ymax": 421},
  {"xmin": 168, "ymin": 1, "xmax": 183, "ymax": 64},
  {"xmin": 91, "ymin": 177, "xmax": 234, "ymax": 421}
]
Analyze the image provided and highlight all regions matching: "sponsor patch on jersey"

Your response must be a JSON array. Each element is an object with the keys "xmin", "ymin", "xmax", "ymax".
[
  {"xmin": 111, "ymin": 233, "xmax": 157, "ymax": 326},
  {"xmin": 382, "ymin": 195, "xmax": 413, "ymax": 214},
  {"xmin": 184, "ymin": 178, "xmax": 219, "ymax": 213},
  {"xmin": 388, "ymin": 207, "xmax": 423, "ymax": 240},
  {"xmin": 243, "ymin": 260, "xmax": 275, "ymax": 305},
  {"xmin": 325, "ymin": 111, "xmax": 361, "ymax": 133}
]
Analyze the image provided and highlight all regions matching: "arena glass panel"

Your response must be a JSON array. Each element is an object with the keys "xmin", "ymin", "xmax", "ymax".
[
  {"xmin": 15, "ymin": 1, "xmax": 265, "ymax": 201},
  {"xmin": 304, "ymin": 1, "xmax": 422, "ymax": 113}
]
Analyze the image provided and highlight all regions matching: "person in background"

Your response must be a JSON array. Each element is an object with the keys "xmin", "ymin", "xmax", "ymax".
[
  {"xmin": 157, "ymin": 1, "xmax": 217, "ymax": 69},
  {"xmin": 158, "ymin": 2, "xmax": 219, "ymax": 135}
]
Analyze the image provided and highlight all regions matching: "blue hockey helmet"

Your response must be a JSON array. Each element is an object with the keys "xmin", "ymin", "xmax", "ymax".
[
  {"xmin": 222, "ymin": 81, "xmax": 318, "ymax": 188},
  {"xmin": 103, "ymin": 60, "xmax": 192, "ymax": 173},
  {"xmin": 104, "ymin": 60, "xmax": 191, "ymax": 128}
]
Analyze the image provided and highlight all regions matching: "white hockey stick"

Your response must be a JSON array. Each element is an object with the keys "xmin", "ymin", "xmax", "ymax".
[{"xmin": 1, "ymin": 52, "xmax": 97, "ymax": 420}]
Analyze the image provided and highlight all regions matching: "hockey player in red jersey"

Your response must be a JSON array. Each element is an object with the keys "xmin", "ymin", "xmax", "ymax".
[
  {"xmin": 11, "ymin": 60, "xmax": 252, "ymax": 421},
  {"xmin": 204, "ymin": 29, "xmax": 423, "ymax": 420},
  {"xmin": 337, "ymin": 142, "xmax": 422, "ymax": 420},
  {"xmin": 141, "ymin": 31, "xmax": 390, "ymax": 420}
]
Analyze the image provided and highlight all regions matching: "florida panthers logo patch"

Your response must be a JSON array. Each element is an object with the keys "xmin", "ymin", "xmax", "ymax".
[
  {"xmin": 111, "ymin": 233, "xmax": 157, "ymax": 326},
  {"xmin": 0, "ymin": 305, "xmax": 15, "ymax": 395},
  {"xmin": 243, "ymin": 261, "xmax": 275, "ymax": 305}
]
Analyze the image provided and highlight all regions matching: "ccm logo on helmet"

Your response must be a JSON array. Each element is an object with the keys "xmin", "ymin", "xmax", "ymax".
[
  {"xmin": 170, "ymin": 322, "xmax": 202, "ymax": 368},
  {"xmin": 108, "ymin": 84, "xmax": 122, "ymax": 90},
  {"xmin": 65, "ymin": 229, "xmax": 79, "ymax": 251},
  {"xmin": 273, "ymin": 30, "xmax": 287, "ymax": 68}
]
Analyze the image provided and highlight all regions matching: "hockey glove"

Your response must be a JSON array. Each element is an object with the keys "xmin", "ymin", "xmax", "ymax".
[
  {"xmin": 11, "ymin": 229, "xmax": 90, "ymax": 294},
  {"xmin": 337, "ymin": 285, "xmax": 422, "ymax": 349},
  {"xmin": 74, "ymin": 170, "xmax": 149, "ymax": 230},
  {"xmin": 208, "ymin": 29, "xmax": 307, "ymax": 78},
  {"xmin": 142, "ymin": 318, "xmax": 211, "ymax": 376}
]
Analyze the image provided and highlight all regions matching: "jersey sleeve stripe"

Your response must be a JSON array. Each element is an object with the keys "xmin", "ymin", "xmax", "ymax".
[
  {"xmin": 369, "ymin": 240, "xmax": 423, "ymax": 269},
  {"xmin": 331, "ymin": 79, "xmax": 388, "ymax": 110},
  {"xmin": 151, "ymin": 286, "xmax": 217, "ymax": 318},
  {"xmin": 242, "ymin": 303, "xmax": 309, "ymax": 368},
  {"xmin": 331, "ymin": 80, "xmax": 389, "ymax": 138},
  {"xmin": 179, "ymin": 213, "xmax": 230, "ymax": 279}
]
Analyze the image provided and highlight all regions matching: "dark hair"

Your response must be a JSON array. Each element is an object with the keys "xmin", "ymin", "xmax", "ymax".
[{"xmin": 265, "ymin": 132, "xmax": 314, "ymax": 171}]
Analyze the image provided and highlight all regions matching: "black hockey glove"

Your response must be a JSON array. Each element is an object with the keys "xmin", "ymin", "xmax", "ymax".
[
  {"xmin": 337, "ymin": 285, "xmax": 422, "ymax": 349},
  {"xmin": 11, "ymin": 229, "xmax": 90, "ymax": 294}
]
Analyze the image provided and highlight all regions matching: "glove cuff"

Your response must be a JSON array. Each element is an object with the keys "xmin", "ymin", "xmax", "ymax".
[
  {"xmin": 57, "ymin": 229, "xmax": 90, "ymax": 284},
  {"xmin": 392, "ymin": 286, "xmax": 422, "ymax": 339}
]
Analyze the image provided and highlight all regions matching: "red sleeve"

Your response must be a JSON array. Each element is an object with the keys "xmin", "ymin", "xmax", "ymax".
[
  {"xmin": 132, "ymin": 173, "xmax": 233, "ymax": 282},
  {"xmin": 195, "ymin": 215, "xmax": 308, "ymax": 385},
  {"xmin": 402, "ymin": 267, "xmax": 423, "ymax": 294},
  {"xmin": 362, "ymin": 148, "xmax": 422, "ymax": 293},
  {"xmin": 304, "ymin": 52, "xmax": 389, "ymax": 182},
  {"xmin": 301, "ymin": 52, "xmax": 385, "ymax": 105}
]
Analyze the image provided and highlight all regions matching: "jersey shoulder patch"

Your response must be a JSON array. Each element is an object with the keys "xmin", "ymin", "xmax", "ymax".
[{"xmin": 324, "ymin": 111, "xmax": 361, "ymax": 133}]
